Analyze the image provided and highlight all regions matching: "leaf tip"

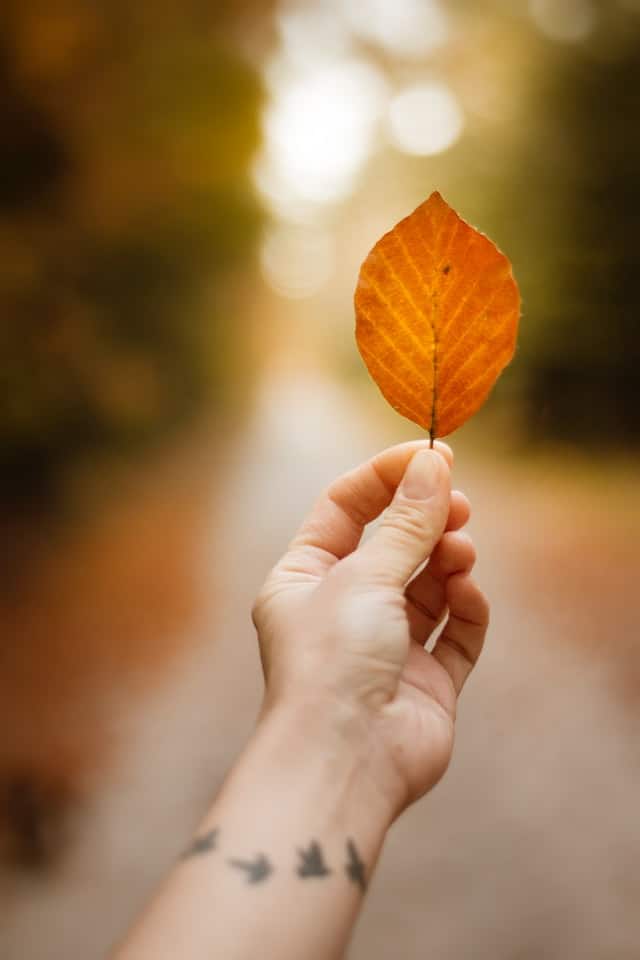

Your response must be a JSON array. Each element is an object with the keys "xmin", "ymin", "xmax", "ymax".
[{"xmin": 427, "ymin": 190, "xmax": 446, "ymax": 205}]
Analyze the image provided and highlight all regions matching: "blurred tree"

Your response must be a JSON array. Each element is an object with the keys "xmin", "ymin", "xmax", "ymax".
[
  {"xmin": 523, "ymin": 28, "xmax": 640, "ymax": 446},
  {"xmin": 0, "ymin": 0, "xmax": 267, "ymax": 514},
  {"xmin": 503, "ymin": 4, "xmax": 640, "ymax": 446}
]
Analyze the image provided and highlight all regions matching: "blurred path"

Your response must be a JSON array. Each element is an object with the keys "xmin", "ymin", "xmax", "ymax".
[{"xmin": 2, "ymin": 373, "xmax": 639, "ymax": 959}]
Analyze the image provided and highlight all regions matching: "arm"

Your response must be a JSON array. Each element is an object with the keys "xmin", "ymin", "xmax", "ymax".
[{"xmin": 114, "ymin": 441, "xmax": 489, "ymax": 960}]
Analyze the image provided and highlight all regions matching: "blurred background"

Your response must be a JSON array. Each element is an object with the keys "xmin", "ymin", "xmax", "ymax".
[{"xmin": 1, "ymin": 0, "xmax": 639, "ymax": 957}]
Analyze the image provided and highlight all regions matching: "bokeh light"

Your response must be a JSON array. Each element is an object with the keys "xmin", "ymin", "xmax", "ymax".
[
  {"xmin": 259, "ymin": 223, "xmax": 334, "ymax": 299},
  {"xmin": 388, "ymin": 82, "xmax": 464, "ymax": 155},
  {"xmin": 274, "ymin": 5, "xmax": 351, "ymax": 72},
  {"xmin": 529, "ymin": 0, "xmax": 597, "ymax": 43},
  {"xmin": 343, "ymin": 0, "xmax": 450, "ymax": 59},
  {"xmin": 254, "ymin": 58, "xmax": 387, "ymax": 214}
]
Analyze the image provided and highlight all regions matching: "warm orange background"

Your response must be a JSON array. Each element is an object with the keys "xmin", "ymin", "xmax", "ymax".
[{"xmin": 1, "ymin": 2, "xmax": 639, "ymax": 957}]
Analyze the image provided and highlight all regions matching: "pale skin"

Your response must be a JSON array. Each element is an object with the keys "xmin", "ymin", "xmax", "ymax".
[{"xmin": 114, "ymin": 440, "xmax": 489, "ymax": 960}]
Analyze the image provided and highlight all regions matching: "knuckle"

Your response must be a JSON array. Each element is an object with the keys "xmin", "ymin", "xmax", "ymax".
[
  {"xmin": 251, "ymin": 587, "xmax": 270, "ymax": 628},
  {"xmin": 477, "ymin": 591, "xmax": 490, "ymax": 626},
  {"xmin": 384, "ymin": 501, "xmax": 431, "ymax": 541},
  {"xmin": 467, "ymin": 580, "xmax": 490, "ymax": 626},
  {"xmin": 447, "ymin": 529, "xmax": 473, "ymax": 552},
  {"xmin": 250, "ymin": 597, "xmax": 263, "ymax": 629},
  {"xmin": 461, "ymin": 535, "xmax": 477, "ymax": 568}
]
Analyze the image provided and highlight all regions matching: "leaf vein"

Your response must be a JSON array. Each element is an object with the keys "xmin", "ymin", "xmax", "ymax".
[
  {"xmin": 358, "ymin": 344, "xmax": 429, "ymax": 425},
  {"xmin": 358, "ymin": 274, "xmax": 433, "ymax": 379}
]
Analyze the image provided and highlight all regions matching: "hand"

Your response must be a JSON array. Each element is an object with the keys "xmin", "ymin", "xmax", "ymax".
[
  {"xmin": 252, "ymin": 441, "xmax": 489, "ymax": 824},
  {"xmin": 115, "ymin": 441, "xmax": 490, "ymax": 960}
]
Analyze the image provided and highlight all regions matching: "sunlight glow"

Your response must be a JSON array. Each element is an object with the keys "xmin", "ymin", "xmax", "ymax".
[
  {"xmin": 260, "ymin": 224, "xmax": 334, "ymax": 300},
  {"xmin": 275, "ymin": 6, "xmax": 351, "ymax": 74},
  {"xmin": 388, "ymin": 83, "xmax": 464, "ymax": 156},
  {"xmin": 344, "ymin": 0, "xmax": 450, "ymax": 59},
  {"xmin": 254, "ymin": 58, "xmax": 387, "ymax": 215}
]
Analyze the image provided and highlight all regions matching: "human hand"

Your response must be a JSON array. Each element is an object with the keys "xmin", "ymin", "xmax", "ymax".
[
  {"xmin": 115, "ymin": 442, "xmax": 488, "ymax": 960},
  {"xmin": 252, "ymin": 441, "xmax": 489, "ymax": 824}
]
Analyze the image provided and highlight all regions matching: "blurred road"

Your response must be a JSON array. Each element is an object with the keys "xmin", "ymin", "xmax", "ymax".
[{"xmin": 2, "ymin": 373, "xmax": 639, "ymax": 959}]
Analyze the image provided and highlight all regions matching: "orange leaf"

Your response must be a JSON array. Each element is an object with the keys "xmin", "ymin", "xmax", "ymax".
[{"xmin": 355, "ymin": 192, "xmax": 520, "ymax": 440}]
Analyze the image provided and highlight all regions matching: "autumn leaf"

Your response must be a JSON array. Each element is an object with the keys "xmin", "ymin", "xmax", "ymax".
[{"xmin": 355, "ymin": 191, "xmax": 520, "ymax": 441}]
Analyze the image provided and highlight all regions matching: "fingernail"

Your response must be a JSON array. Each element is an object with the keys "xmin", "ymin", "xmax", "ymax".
[{"xmin": 400, "ymin": 449, "xmax": 440, "ymax": 500}]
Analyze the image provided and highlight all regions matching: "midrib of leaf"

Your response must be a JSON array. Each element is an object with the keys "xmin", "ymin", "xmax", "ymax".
[{"xmin": 429, "ymin": 304, "xmax": 439, "ymax": 444}]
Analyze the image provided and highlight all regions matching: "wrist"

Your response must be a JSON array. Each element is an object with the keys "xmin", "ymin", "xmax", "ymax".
[{"xmin": 254, "ymin": 693, "xmax": 401, "ymax": 832}]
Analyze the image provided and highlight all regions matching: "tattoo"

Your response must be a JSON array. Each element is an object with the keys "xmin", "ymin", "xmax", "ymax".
[
  {"xmin": 181, "ymin": 828, "xmax": 218, "ymax": 860},
  {"xmin": 345, "ymin": 838, "xmax": 367, "ymax": 891},
  {"xmin": 228, "ymin": 853, "xmax": 273, "ymax": 884},
  {"xmin": 297, "ymin": 841, "xmax": 331, "ymax": 878},
  {"xmin": 182, "ymin": 830, "xmax": 365, "ymax": 891}
]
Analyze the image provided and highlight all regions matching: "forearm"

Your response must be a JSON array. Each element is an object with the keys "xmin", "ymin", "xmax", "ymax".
[{"xmin": 114, "ymin": 700, "xmax": 392, "ymax": 960}]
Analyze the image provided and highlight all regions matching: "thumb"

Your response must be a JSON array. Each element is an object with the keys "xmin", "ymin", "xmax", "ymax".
[{"xmin": 354, "ymin": 448, "xmax": 451, "ymax": 588}]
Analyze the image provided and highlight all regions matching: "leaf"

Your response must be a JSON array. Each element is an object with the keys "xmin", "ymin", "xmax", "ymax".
[{"xmin": 354, "ymin": 192, "xmax": 520, "ymax": 440}]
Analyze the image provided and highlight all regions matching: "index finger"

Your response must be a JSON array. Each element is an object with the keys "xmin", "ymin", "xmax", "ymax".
[{"xmin": 289, "ymin": 440, "xmax": 453, "ymax": 563}]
